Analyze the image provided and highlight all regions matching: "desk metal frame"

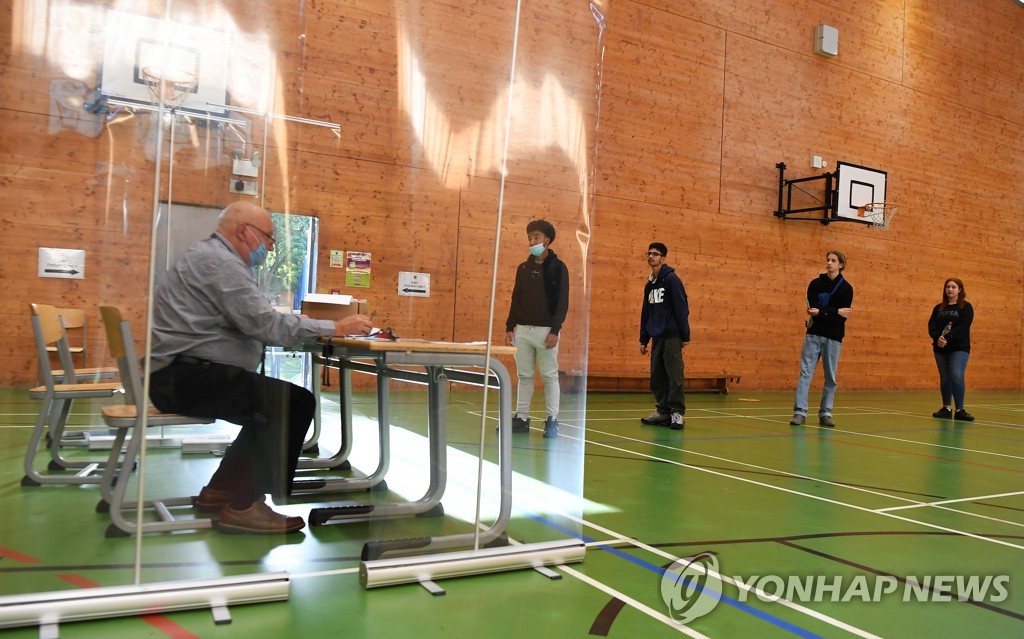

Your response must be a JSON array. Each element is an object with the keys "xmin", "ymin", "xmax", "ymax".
[{"xmin": 306, "ymin": 339, "xmax": 515, "ymax": 560}]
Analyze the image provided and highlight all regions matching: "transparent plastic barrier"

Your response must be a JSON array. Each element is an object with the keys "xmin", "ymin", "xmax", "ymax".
[{"xmin": 0, "ymin": 0, "xmax": 605, "ymax": 627}]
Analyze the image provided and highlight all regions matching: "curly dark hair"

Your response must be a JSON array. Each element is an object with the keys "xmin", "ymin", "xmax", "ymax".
[{"xmin": 526, "ymin": 219, "xmax": 555, "ymax": 242}]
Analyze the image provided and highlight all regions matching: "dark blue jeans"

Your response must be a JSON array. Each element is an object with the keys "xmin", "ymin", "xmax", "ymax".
[{"xmin": 934, "ymin": 350, "xmax": 970, "ymax": 410}]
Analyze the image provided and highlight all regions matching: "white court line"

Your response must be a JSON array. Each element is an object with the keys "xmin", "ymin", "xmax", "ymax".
[
  {"xmin": 473, "ymin": 407, "xmax": 1024, "ymax": 529},
  {"xmin": 663, "ymin": 409, "xmax": 1024, "ymax": 531},
  {"xmin": 876, "ymin": 490, "xmax": 1024, "ymax": 513},
  {"xmin": 907, "ymin": 506, "xmax": 1024, "ymax": 530},
  {"xmin": 558, "ymin": 565, "xmax": 709, "ymax": 638},
  {"xmin": 581, "ymin": 423, "xmax": 925, "ymax": 507},
  {"xmin": 564, "ymin": 510, "xmax": 883, "ymax": 639},
  {"xmin": 582, "ymin": 410, "xmax": 887, "ymax": 421},
  {"xmin": 701, "ymin": 407, "xmax": 1024, "ymax": 463},
  {"xmin": 291, "ymin": 566, "xmax": 361, "ymax": 580},
  {"xmin": 287, "ymin": 518, "xmax": 705, "ymax": 636},
  {"xmin": 575, "ymin": 425, "xmax": 1024, "ymax": 552},
  {"xmin": 505, "ymin": 476, "xmax": 878, "ymax": 638},
  {"xmin": 856, "ymin": 405, "xmax": 1024, "ymax": 433}
]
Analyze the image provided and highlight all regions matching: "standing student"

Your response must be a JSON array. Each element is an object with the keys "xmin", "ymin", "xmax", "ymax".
[
  {"xmin": 504, "ymin": 219, "xmax": 570, "ymax": 438},
  {"xmin": 928, "ymin": 277, "xmax": 975, "ymax": 421},
  {"xmin": 639, "ymin": 242, "xmax": 690, "ymax": 430},
  {"xmin": 790, "ymin": 250, "xmax": 853, "ymax": 428}
]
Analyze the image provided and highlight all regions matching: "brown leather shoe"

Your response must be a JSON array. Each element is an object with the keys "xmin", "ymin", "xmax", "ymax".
[
  {"xmin": 215, "ymin": 501, "xmax": 305, "ymax": 535},
  {"xmin": 193, "ymin": 486, "xmax": 233, "ymax": 513}
]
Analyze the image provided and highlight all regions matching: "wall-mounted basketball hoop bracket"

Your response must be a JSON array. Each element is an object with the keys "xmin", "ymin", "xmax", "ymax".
[
  {"xmin": 773, "ymin": 162, "xmax": 836, "ymax": 225},
  {"xmin": 773, "ymin": 161, "xmax": 887, "ymax": 227}
]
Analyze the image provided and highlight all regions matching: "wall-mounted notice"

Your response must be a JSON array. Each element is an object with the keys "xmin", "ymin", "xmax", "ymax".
[
  {"xmin": 38, "ymin": 247, "xmax": 85, "ymax": 280},
  {"xmin": 398, "ymin": 271, "xmax": 430, "ymax": 297},
  {"xmin": 329, "ymin": 250, "xmax": 344, "ymax": 268},
  {"xmin": 346, "ymin": 251, "xmax": 371, "ymax": 288}
]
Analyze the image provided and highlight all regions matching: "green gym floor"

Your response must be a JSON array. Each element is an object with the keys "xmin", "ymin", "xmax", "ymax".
[{"xmin": 1, "ymin": 386, "xmax": 1023, "ymax": 638}]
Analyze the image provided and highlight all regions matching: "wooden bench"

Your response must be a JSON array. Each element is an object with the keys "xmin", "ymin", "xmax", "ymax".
[{"xmin": 586, "ymin": 371, "xmax": 741, "ymax": 394}]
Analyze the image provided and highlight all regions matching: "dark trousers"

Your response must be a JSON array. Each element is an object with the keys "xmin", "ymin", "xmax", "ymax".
[
  {"xmin": 650, "ymin": 336, "xmax": 686, "ymax": 415},
  {"xmin": 150, "ymin": 360, "xmax": 313, "ymax": 505}
]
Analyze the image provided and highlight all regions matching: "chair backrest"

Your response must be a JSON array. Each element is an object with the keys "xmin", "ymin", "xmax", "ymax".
[
  {"xmin": 30, "ymin": 303, "xmax": 72, "ymax": 387},
  {"xmin": 99, "ymin": 306, "xmax": 143, "ymax": 407},
  {"xmin": 56, "ymin": 308, "xmax": 85, "ymax": 330}
]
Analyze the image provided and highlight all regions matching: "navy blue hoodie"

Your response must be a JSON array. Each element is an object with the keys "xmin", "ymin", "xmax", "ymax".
[{"xmin": 640, "ymin": 264, "xmax": 690, "ymax": 343}]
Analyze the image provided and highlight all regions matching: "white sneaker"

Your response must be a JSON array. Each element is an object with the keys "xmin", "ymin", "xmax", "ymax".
[{"xmin": 670, "ymin": 412, "xmax": 684, "ymax": 430}]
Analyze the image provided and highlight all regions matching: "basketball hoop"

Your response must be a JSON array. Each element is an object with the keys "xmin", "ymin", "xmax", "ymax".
[
  {"xmin": 141, "ymin": 67, "xmax": 197, "ymax": 111},
  {"xmin": 857, "ymin": 202, "xmax": 897, "ymax": 230}
]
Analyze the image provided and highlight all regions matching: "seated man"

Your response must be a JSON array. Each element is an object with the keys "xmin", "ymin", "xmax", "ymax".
[{"xmin": 149, "ymin": 200, "xmax": 372, "ymax": 535}]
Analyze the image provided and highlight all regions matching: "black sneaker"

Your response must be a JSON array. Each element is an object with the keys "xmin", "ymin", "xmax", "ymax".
[
  {"xmin": 954, "ymin": 409, "xmax": 975, "ymax": 422},
  {"xmin": 511, "ymin": 416, "xmax": 531, "ymax": 433},
  {"xmin": 543, "ymin": 417, "xmax": 558, "ymax": 438},
  {"xmin": 640, "ymin": 410, "xmax": 670, "ymax": 425},
  {"xmin": 932, "ymin": 407, "xmax": 953, "ymax": 418}
]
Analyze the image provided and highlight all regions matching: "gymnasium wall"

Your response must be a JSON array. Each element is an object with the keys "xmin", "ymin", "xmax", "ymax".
[{"xmin": 0, "ymin": 0, "xmax": 1021, "ymax": 392}]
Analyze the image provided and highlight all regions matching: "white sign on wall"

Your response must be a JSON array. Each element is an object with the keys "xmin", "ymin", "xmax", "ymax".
[
  {"xmin": 38, "ymin": 248, "xmax": 85, "ymax": 280},
  {"xmin": 398, "ymin": 271, "xmax": 430, "ymax": 297}
]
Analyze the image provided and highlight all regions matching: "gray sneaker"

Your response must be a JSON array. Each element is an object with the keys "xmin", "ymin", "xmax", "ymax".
[
  {"xmin": 669, "ymin": 412, "xmax": 685, "ymax": 430},
  {"xmin": 640, "ymin": 410, "xmax": 670, "ymax": 425},
  {"xmin": 789, "ymin": 414, "xmax": 806, "ymax": 426},
  {"xmin": 543, "ymin": 417, "xmax": 559, "ymax": 438},
  {"xmin": 819, "ymin": 415, "xmax": 835, "ymax": 427}
]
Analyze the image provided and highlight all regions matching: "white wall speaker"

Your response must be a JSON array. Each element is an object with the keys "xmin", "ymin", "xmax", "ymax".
[{"xmin": 814, "ymin": 25, "xmax": 839, "ymax": 57}]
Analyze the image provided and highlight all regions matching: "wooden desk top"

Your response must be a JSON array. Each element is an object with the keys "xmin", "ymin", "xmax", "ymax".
[{"xmin": 325, "ymin": 337, "xmax": 515, "ymax": 356}]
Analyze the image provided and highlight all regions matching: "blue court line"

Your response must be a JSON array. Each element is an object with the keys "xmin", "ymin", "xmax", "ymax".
[{"xmin": 530, "ymin": 514, "xmax": 825, "ymax": 639}]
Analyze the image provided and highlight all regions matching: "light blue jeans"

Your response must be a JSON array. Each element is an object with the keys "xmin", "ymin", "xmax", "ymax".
[
  {"xmin": 513, "ymin": 325, "xmax": 560, "ymax": 420},
  {"xmin": 793, "ymin": 334, "xmax": 843, "ymax": 418}
]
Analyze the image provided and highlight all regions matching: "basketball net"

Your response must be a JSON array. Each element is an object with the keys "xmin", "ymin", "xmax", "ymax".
[
  {"xmin": 857, "ymin": 202, "xmax": 897, "ymax": 230},
  {"xmin": 141, "ymin": 67, "xmax": 197, "ymax": 111}
]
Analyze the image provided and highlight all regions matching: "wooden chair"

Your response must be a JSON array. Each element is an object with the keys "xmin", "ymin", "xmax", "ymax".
[
  {"xmin": 23, "ymin": 304, "xmax": 123, "ymax": 486},
  {"xmin": 38, "ymin": 308, "xmax": 117, "ymax": 384},
  {"xmin": 97, "ymin": 305, "xmax": 215, "ymax": 537},
  {"xmin": 47, "ymin": 307, "xmax": 85, "ymax": 365}
]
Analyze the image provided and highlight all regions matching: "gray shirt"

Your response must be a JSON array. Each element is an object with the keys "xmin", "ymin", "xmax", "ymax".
[{"xmin": 150, "ymin": 232, "xmax": 335, "ymax": 372}]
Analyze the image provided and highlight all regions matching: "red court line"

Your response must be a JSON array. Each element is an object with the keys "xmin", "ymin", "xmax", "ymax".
[
  {"xmin": 733, "ymin": 421, "xmax": 1024, "ymax": 474},
  {"xmin": 56, "ymin": 574, "xmax": 102, "ymax": 589},
  {"xmin": 0, "ymin": 547, "xmax": 42, "ymax": 563},
  {"xmin": 56, "ymin": 574, "xmax": 200, "ymax": 639}
]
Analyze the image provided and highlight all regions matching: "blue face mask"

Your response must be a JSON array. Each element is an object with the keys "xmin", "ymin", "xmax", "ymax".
[
  {"xmin": 249, "ymin": 243, "xmax": 269, "ymax": 268},
  {"xmin": 529, "ymin": 243, "xmax": 546, "ymax": 257}
]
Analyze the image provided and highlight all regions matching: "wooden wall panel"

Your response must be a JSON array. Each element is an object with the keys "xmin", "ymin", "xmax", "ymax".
[
  {"xmin": 597, "ymin": 4, "xmax": 725, "ymax": 209},
  {"xmin": 904, "ymin": 0, "xmax": 1024, "ymax": 124},
  {"xmin": 1, "ymin": 0, "xmax": 1022, "ymax": 397}
]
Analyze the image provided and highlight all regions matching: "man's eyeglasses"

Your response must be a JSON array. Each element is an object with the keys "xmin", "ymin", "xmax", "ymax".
[
  {"xmin": 245, "ymin": 223, "xmax": 276, "ymax": 246},
  {"xmin": 645, "ymin": 251, "xmax": 663, "ymax": 257}
]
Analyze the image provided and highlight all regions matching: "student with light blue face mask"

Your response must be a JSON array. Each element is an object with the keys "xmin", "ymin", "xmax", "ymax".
[{"xmin": 504, "ymin": 219, "xmax": 570, "ymax": 439}]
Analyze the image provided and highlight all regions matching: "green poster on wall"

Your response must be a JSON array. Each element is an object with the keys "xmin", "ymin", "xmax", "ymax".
[{"xmin": 346, "ymin": 251, "xmax": 371, "ymax": 288}]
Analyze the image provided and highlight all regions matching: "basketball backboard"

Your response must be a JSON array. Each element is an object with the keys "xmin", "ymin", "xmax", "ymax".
[
  {"xmin": 834, "ymin": 161, "xmax": 886, "ymax": 222},
  {"xmin": 774, "ymin": 160, "xmax": 887, "ymax": 225},
  {"xmin": 100, "ymin": 9, "xmax": 229, "ymax": 114}
]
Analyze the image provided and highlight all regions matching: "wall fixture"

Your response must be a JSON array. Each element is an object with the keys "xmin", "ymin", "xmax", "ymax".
[
  {"xmin": 232, "ymin": 148, "xmax": 260, "ymax": 177},
  {"xmin": 814, "ymin": 25, "xmax": 839, "ymax": 57}
]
